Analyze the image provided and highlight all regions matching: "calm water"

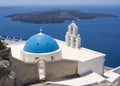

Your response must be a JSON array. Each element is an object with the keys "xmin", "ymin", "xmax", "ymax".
[{"xmin": 0, "ymin": 6, "xmax": 120, "ymax": 68}]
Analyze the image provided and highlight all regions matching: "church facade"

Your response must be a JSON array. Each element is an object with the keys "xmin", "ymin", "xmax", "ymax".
[{"xmin": 9, "ymin": 21, "xmax": 106, "ymax": 85}]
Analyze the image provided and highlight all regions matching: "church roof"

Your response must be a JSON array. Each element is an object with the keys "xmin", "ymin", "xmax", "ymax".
[
  {"xmin": 23, "ymin": 32, "xmax": 59, "ymax": 53},
  {"xmin": 56, "ymin": 39, "xmax": 105, "ymax": 62},
  {"xmin": 47, "ymin": 72, "xmax": 105, "ymax": 86}
]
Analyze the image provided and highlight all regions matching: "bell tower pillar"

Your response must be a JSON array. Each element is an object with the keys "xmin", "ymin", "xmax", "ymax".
[{"xmin": 65, "ymin": 21, "xmax": 81, "ymax": 49}]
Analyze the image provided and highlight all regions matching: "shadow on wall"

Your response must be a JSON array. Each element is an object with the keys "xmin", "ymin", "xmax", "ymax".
[
  {"xmin": 45, "ymin": 60, "xmax": 79, "ymax": 80},
  {"xmin": 10, "ymin": 55, "xmax": 40, "ymax": 86}
]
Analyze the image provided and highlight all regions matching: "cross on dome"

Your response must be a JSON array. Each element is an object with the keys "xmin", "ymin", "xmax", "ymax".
[
  {"xmin": 72, "ymin": 20, "xmax": 75, "ymax": 23},
  {"xmin": 39, "ymin": 27, "xmax": 43, "ymax": 33},
  {"xmin": 37, "ymin": 27, "xmax": 44, "ymax": 35}
]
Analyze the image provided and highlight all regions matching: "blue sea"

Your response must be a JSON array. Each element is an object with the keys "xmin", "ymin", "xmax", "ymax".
[{"xmin": 0, "ymin": 6, "xmax": 120, "ymax": 68}]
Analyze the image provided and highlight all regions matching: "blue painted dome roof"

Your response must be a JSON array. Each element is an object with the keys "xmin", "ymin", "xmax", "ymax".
[{"xmin": 23, "ymin": 33, "xmax": 59, "ymax": 53}]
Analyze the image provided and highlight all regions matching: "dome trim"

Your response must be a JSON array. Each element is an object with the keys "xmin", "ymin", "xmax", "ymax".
[{"xmin": 22, "ymin": 46, "xmax": 61, "ymax": 55}]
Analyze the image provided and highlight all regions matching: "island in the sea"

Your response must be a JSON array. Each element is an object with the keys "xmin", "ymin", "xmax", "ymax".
[
  {"xmin": 0, "ymin": 7, "xmax": 12, "ymax": 10},
  {"xmin": 0, "ymin": 6, "xmax": 20, "ymax": 10},
  {"xmin": 6, "ymin": 9, "xmax": 117, "ymax": 24}
]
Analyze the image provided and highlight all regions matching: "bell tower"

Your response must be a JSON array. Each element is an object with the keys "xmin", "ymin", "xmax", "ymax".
[{"xmin": 65, "ymin": 21, "xmax": 81, "ymax": 49}]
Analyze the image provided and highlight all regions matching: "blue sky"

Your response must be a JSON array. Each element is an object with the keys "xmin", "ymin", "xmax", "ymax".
[{"xmin": 0, "ymin": 0, "xmax": 120, "ymax": 6}]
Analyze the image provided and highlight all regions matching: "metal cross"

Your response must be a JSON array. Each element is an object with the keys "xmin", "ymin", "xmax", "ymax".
[
  {"xmin": 72, "ymin": 20, "xmax": 75, "ymax": 23},
  {"xmin": 39, "ymin": 27, "xmax": 43, "ymax": 33}
]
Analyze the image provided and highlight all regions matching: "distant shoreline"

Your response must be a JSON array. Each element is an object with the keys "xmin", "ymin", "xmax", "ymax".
[
  {"xmin": 0, "ymin": 7, "xmax": 20, "ymax": 10},
  {"xmin": 5, "ymin": 9, "xmax": 117, "ymax": 24}
]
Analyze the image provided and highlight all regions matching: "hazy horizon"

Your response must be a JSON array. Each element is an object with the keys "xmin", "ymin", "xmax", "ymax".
[
  {"xmin": 0, "ymin": 0, "xmax": 120, "ymax": 6},
  {"xmin": 1, "ymin": 4, "xmax": 120, "ymax": 7}
]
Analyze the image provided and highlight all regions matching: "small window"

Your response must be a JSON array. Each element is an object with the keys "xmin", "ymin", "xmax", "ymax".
[
  {"xmin": 35, "ymin": 57, "xmax": 39, "ymax": 62},
  {"xmin": 69, "ymin": 36, "xmax": 70, "ymax": 40},
  {"xmin": 74, "ymin": 39, "xmax": 76, "ymax": 42},
  {"xmin": 47, "ymin": 43, "xmax": 49, "ymax": 45},
  {"xmin": 51, "ymin": 56, "xmax": 55, "ymax": 60},
  {"xmin": 36, "ymin": 43, "xmax": 39, "ymax": 46},
  {"xmin": 71, "ymin": 28, "xmax": 73, "ymax": 34}
]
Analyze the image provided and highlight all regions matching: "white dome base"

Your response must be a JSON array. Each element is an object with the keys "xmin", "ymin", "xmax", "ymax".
[{"xmin": 21, "ymin": 47, "xmax": 62, "ymax": 63}]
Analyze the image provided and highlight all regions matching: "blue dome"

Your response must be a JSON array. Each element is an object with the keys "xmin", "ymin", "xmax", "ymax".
[{"xmin": 23, "ymin": 33, "xmax": 59, "ymax": 53}]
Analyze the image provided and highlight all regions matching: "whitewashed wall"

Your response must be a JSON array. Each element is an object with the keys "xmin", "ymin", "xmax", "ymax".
[
  {"xmin": 78, "ymin": 56, "xmax": 105, "ymax": 75},
  {"xmin": 21, "ymin": 48, "xmax": 62, "ymax": 63}
]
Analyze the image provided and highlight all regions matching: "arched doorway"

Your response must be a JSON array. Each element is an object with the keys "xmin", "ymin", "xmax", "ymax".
[{"xmin": 38, "ymin": 60, "xmax": 46, "ymax": 80}]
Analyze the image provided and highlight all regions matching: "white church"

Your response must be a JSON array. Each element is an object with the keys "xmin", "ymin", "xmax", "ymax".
[{"xmin": 8, "ymin": 21, "xmax": 120, "ymax": 86}]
